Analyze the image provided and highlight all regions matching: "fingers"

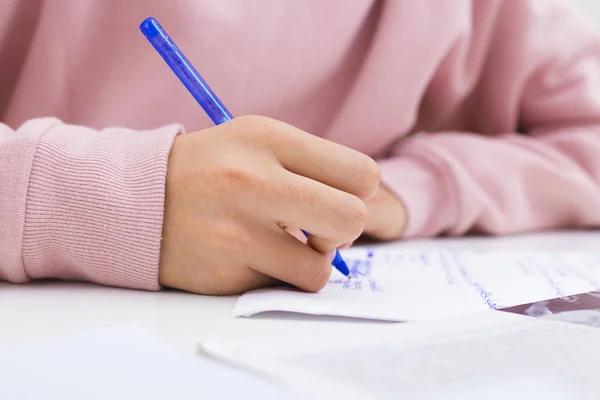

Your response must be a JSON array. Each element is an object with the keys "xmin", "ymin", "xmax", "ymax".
[
  {"xmin": 265, "ymin": 170, "xmax": 368, "ymax": 245},
  {"xmin": 251, "ymin": 225, "xmax": 332, "ymax": 292},
  {"xmin": 283, "ymin": 226, "xmax": 351, "ymax": 269},
  {"xmin": 306, "ymin": 235, "xmax": 339, "ymax": 267},
  {"xmin": 283, "ymin": 227, "xmax": 352, "ymax": 249},
  {"xmin": 231, "ymin": 116, "xmax": 381, "ymax": 200},
  {"xmin": 282, "ymin": 226, "xmax": 308, "ymax": 244}
]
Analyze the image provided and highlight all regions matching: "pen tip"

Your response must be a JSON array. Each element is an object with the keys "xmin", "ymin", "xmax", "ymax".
[{"xmin": 333, "ymin": 253, "xmax": 351, "ymax": 276}]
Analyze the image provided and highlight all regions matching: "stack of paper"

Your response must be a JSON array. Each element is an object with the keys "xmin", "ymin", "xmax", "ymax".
[{"xmin": 202, "ymin": 312, "xmax": 600, "ymax": 399}]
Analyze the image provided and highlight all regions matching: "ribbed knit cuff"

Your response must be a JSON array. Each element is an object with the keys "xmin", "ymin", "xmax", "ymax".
[{"xmin": 22, "ymin": 123, "xmax": 182, "ymax": 290}]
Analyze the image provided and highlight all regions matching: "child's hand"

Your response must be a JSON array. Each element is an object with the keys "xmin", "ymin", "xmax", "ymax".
[
  {"xmin": 363, "ymin": 185, "xmax": 407, "ymax": 241},
  {"xmin": 158, "ymin": 116, "xmax": 380, "ymax": 295}
]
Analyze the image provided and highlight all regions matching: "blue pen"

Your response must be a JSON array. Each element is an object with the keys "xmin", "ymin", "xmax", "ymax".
[{"xmin": 140, "ymin": 17, "xmax": 350, "ymax": 277}]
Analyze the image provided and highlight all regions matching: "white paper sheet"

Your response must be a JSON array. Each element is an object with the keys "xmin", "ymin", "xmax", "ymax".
[
  {"xmin": 0, "ymin": 324, "xmax": 299, "ymax": 399},
  {"xmin": 232, "ymin": 248, "xmax": 600, "ymax": 321},
  {"xmin": 202, "ymin": 312, "xmax": 600, "ymax": 400}
]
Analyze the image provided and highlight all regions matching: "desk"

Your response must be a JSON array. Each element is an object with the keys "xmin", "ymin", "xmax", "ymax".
[{"xmin": 1, "ymin": 231, "xmax": 598, "ymax": 352}]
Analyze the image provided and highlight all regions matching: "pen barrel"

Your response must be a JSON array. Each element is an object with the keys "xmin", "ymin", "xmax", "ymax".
[
  {"xmin": 140, "ymin": 18, "xmax": 233, "ymax": 125},
  {"xmin": 301, "ymin": 230, "xmax": 350, "ymax": 276}
]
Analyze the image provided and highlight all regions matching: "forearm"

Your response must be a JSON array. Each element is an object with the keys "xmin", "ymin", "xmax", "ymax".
[{"xmin": 377, "ymin": 128, "xmax": 600, "ymax": 238}]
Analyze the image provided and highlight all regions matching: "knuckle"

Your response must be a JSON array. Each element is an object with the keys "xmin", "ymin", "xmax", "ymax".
[
  {"xmin": 236, "ymin": 114, "xmax": 275, "ymax": 126},
  {"xmin": 233, "ymin": 115, "xmax": 279, "ymax": 141},
  {"xmin": 218, "ymin": 164, "xmax": 264, "ymax": 192}
]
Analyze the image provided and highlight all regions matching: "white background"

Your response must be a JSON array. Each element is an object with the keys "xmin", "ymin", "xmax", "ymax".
[{"xmin": 572, "ymin": 0, "xmax": 600, "ymax": 27}]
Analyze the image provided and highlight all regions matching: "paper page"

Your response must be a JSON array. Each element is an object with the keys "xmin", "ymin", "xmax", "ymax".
[
  {"xmin": 232, "ymin": 248, "xmax": 600, "ymax": 321},
  {"xmin": 0, "ymin": 324, "xmax": 300, "ymax": 400},
  {"xmin": 201, "ymin": 313, "xmax": 600, "ymax": 400}
]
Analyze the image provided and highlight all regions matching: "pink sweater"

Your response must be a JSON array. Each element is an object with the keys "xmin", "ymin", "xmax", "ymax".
[{"xmin": 3, "ymin": 0, "xmax": 600, "ymax": 290}]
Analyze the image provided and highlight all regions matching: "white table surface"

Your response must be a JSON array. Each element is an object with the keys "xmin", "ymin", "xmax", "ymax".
[{"xmin": 1, "ymin": 230, "xmax": 599, "ymax": 352}]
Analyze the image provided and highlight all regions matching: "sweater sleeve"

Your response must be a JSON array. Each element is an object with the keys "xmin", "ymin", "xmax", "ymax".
[
  {"xmin": 378, "ymin": 0, "xmax": 600, "ymax": 238},
  {"xmin": 0, "ymin": 1, "xmax": 182, "ymax": 290},
  {"xmin": 1, "ymin": 119, "xmax": 181, "ymax": 290}
]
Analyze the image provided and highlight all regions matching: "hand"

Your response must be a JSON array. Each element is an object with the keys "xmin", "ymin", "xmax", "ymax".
[
  {"xmin": 158, "ymin": 116, "xmax": 380, "ymax": 295},
  {"xmin": 363, "ymin": 184, "xmax": 407, "ymax": 241}
]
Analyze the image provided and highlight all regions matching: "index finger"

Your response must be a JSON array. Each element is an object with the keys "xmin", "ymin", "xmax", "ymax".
[{"xmin": 238, "ymin": 116, "xmax": 381, "ymax": 200}]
